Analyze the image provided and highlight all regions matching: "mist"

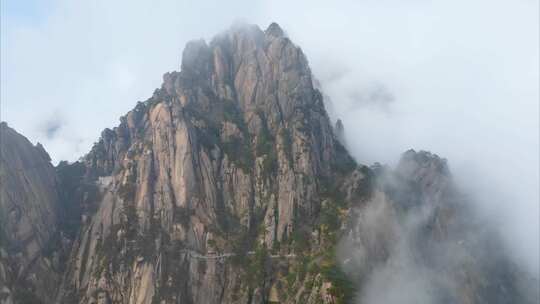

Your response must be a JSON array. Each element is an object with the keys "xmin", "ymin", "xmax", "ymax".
[
  {"xmin": 275, "ymin": 0, "xmax": 539, "ymax": 282},
  {"xmin": 338, "ymin": 191, "xmax": 453, "ymax": 304},
  {"xmin": 2, "ymin": 0, "xmax": 538, "ymax": 300}
]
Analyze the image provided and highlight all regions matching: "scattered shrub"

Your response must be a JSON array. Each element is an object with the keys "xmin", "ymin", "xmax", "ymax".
[{"xmin": 280, "ymin": 129, "xmax": 294, "ymax": 167}]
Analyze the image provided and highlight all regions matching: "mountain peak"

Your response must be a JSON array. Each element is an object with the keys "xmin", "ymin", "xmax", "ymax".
[
  {"xmin": 395, "ymin": 149, "xmax": 451, "ymax": 198},
  {"xmin": 265, "ymin": 22, "xmax": 285, "ymax": 37},
  {"xmin": 181, "ymin": 38, "xmax": 211, "ymax": 76},
  {"xmin": 398, "ymin": 149, "xmax": 449, "ymax": 175},
  {"xmin": 159, "ymin": 22, "xmax": 315, "ymax": 119}
]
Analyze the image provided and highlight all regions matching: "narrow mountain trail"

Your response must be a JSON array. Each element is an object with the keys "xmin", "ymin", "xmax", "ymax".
[{"xmin": 179, "ymin": 249, "xmax": 296, "ymax": 260}]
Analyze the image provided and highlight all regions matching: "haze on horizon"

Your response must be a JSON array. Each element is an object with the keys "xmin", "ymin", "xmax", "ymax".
[{"xmin": 2, "ymin": 0, "xmax": 538, "ymax": 291}]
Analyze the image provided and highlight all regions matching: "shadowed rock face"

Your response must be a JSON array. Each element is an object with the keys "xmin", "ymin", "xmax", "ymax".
[
  {"xmin": 340, "ymin": 150, "xmax": 538, "ymax": 304},
  {"xmin": 0, "ymin": 122, "xmax": 61, "ymax": 304},
  {"xmin": 0, "ymin": 23, "xmax": 536, "ymax": 304}
]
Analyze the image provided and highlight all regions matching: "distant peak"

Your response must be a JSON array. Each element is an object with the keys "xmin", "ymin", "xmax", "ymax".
[
  {"xmin": 397, "ymin": 149, "xmax": 450, "ymax": 178},
  {"xmin": 401, "ymin": 149, "xmax": 443, "ymax": 164},
  {"xmin": 265, "ymin": 22, "xmax": 285, "ymax": 37}
]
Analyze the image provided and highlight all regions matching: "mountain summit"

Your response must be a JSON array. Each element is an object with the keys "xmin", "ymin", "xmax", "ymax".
[{"xmin": 59, "ymin": 22, "xmax": 357, "ymax": 303}]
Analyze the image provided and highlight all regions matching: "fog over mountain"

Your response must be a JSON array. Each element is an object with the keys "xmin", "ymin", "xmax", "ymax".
[{"xmin": 2, "ymin": 0, "xmax": 538, "ymax": 302}]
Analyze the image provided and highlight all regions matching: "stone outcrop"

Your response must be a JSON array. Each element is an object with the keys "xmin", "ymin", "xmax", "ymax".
[
  {"xmin": 334, "ymin": 119, "xmax": 345, "ymax": 147},
  {"xmin": 56, "ymin": 22, "xmax": 358, "ymax": 304},
  {"xmin": 0, "ymin": 122, "xmax": 62, "ymax": 304}
]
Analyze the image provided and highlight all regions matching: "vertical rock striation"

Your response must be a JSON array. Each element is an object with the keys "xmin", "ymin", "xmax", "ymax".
[
  {"xmin": 57, "ymin": 22, "xmax": 358, "ymax": 303},
  {"xmin": 0, "ymin": 122, "xmax": 62, "ymax": 304}
]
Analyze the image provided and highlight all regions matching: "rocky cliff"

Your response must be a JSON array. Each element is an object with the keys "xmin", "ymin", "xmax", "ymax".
[
  {"xmin": 55, "ymin": 22, "xmax": 363, "ymax": 304},
  {"xmin": 0, "ymin": 22, "xmax": 536, "ymax": 304},
  {"xmin": 341, "ymin": 150, "xmax": 538, "ymax": 304},
  {"xmin": 0, "ymin": 123, "xmax": 63, "ymax": 304}
]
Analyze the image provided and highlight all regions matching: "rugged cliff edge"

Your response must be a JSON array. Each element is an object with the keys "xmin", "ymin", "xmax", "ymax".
[
  {"xmin": 341, "ymin": 150, "xmax": 538, "ymax": 304},
  {"xmin": 0, "ymin": 23, "xmax": 536, "ymax": 304},
  {"xmin": 0, "ymin": 123, "xmax": 63, "ymax": 303},
  {"xmin": 55, "ymin": 22, "xmax": 363, "ymax": 304}
]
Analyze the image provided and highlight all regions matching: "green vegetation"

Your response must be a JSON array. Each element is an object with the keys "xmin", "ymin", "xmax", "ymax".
[
  {"xmin": 122, "ymin": 203, "xmax": 138, "ymax": 246},
  {"xmin": 94, "ymin": 168, "xmax": 160, "ymax": 275},
  {"xmin": 256, "ymin": 115, "xmax": 278, "ymax": 177},
  {"xmin": 187, "ymin": 99, "xmax": 256, "ymax": 172},
  {"xmin": 290, "ymin": 229, "xmax": 311, "ymax": 253},
  {"xmin": 230, "ymin": 226, "xmax": 252, "ymax": 267},
  {"xmin": 13, "ymin": 287, "xmax": 44, "ymax": 304},
  {"xmin": 245, "ymin": 244, "xmax": 271, "ymax": 289},
  {"xmin": 118, "ymin": 163, "xmax": 138, "ymax": 202},
  {"xmin": 255, "ymin": 124, "xmax": 274, "ymax": 157},
  {"xmin": 222, "ymin": 100, "xmax": 247, "ymax": 133},
  {"xmin": 56, "ymin": 161, "xmax": 101, "ymax": 239},
  {"xmin": 221, "ymin": 101, "xmax": 254, "ymax": 171},
  {"xmin": 143, "ymin": 90, "xmax": 164, "ymax": 108},
  {"xmin": 261, "ymin": 151, "xmax": 278, "ymax": 177},
  {"xmin": 60, "ymin": 286, "xmax": 81, "ymax": 304},
  {"xmin": 94, "ymin": 224, "xmax": 122, "ymax": 275},
  {"xmin": 320, "ymin": 251, "xmax": 356, "ymax": 304},
  {"xmin": 0, "ymin": 207, "xmax": 7, "ymax": 249},
  {"xmin": 94, "ymin": 205, "xmax": 158, "ymax": 277},
  {"xmin": 280, "ymin": 128, "xmax": 294, "ymax": 167},
  {"xmin": 332, "ymin": 141, "xmax": 357, "ymax": 175},
  {"xmin": 151, "ymin": 237, "xmax": 187, "ymax": 303},
  {"xmin": 320, "ymin": 200, "xmax": 341, "ymax": 233},
  {"xmin": 117, "ymin": 182, "xmax": 137, "ymax": 203},
  {"xmin": 267, "ymin": 170, "xmax": 358, "ymax": 303},
  {"xmin": 222, "ymin": 135, "xmax": 253, "ymax": 172},
  {"xmin": 173, "ymin": 205, "xmax": 195, "ymax": 228},
  {"xmin": 195, "ymin": 123, "xmax": 221, "ymax": 150},
  {"xmin": 356, "ymin": 165, "xmax": 376, "ymax": 199},
  {"xmin": 319, "ymin": 178, "xmax": 347, "ymax": 209}
]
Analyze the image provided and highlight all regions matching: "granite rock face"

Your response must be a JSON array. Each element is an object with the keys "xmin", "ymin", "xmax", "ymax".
[
  {"xmin": 56, "ymin": 23, "xmax": 358, "ymax": 304},
  {"xmin": 0, "ymin": 123, "xmax": 62, "ymax": 304}
]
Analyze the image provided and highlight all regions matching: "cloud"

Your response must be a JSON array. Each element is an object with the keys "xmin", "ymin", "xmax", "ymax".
[
  {"xmin": 274, "ymin": 0, "xmax": 539, "ymax": 280},
  {"xmin": 38, "ymin": 111, "xmax": 64, "ymax": 140},
  {"xmin": 1, "ymin": 0, "xmax": 265, "ymax": 163},
  {"xmin": 340, "ymin": 170, "xmax": 538, "ymax": 303}
]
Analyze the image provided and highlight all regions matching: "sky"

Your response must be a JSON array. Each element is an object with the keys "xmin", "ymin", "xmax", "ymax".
[{"xmin": 1, "ymin": 0, "xmax": 538, "ymax": 280}]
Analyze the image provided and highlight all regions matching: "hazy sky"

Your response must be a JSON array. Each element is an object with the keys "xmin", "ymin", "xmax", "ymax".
[{"xmin": 2, "ymin": 0, "xmax": 538, "ymax": 277}]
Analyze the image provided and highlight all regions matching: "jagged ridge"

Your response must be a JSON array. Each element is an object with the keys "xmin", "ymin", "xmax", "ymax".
[{"xmin": 57, "ymin": 22, "xmax": 361, "ymax": 304}]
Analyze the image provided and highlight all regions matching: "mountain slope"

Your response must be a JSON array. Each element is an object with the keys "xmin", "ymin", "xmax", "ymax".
[
  {"xmin": 0, "ymin": 122, "xmax": 62, "ymax": 303},
  {"xmin": 341, "ymin": 150, "xmax": 538, "ymax": 304},
  {"xmin": 56, "ymin": 22, "xmax": 361, "ymax": 304}
]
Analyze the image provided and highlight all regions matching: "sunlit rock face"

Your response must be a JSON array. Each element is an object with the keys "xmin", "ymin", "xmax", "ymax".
[
  {"xmin": 55, "ymin": 22, "xmax": 359, "ymax": 304},
  {"xmin": 0, "ymin": 122, "xmax": 62, "ymax": 304}
]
